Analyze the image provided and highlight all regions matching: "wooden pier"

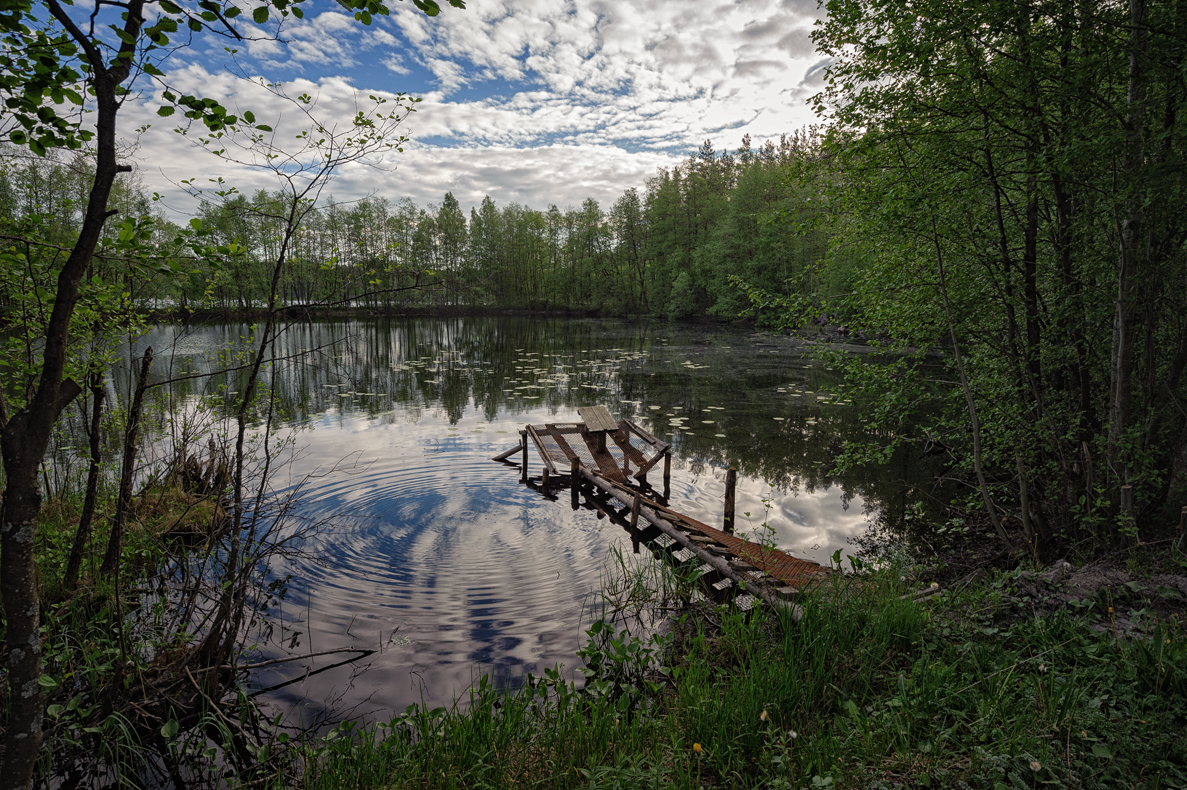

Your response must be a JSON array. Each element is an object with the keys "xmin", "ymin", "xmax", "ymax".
[{"xmin": 493, "ymin": 406, "xmax": 828, "ymax": 616}]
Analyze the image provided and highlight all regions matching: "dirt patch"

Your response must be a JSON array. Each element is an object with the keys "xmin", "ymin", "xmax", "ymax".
[{"xmin": 934, "ymin": 556, "xmax": 1187, "ymax": 638}]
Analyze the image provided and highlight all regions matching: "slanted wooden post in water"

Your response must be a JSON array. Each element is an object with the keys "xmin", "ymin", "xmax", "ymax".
[
  {"xmin": 724, "ymin": 466, "xmax": 737, "ymax": 534},
  {"xmin": 526, "ymin": 424, "xmax": 557, "ymax": 490},
  {"xmin": 492, "ymin": 439, "xmax": 524, "ymax": 462}
]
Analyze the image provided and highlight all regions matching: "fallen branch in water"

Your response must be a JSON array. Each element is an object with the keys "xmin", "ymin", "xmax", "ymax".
[{"xmin": 225, "ymin": 647, "xmax": 376, "ymax": 672}]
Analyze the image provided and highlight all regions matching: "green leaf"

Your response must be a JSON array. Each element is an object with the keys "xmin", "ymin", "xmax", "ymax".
[
  {"xmin": 37, "ymin": 675, "xmax": 60, "ymax": 689},
  {"xmin": 252, "ymin": 6, "xmax": 269, "ymax": 23},
  {"xmin": 161, "ymin": 718, "xmax": 179, "ymax": 739},
  {"xmin": 157, "ymin": 105, "xmax": 175, "ymax": 117},
  {"xmin": 1092, "ymin": 744, "xmax": 1113, "ymax": 759}
]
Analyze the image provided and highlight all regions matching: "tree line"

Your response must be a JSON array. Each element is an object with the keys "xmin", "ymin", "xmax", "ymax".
[{"xmin": 2, "ymin": 130, "xmax": 832, "ymax": 321}]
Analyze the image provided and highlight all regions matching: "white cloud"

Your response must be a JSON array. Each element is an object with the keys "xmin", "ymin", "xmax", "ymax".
[
  {"xmin": 383, "ymin": 54, "xmax": 411, "ymax": 75},
  {"xmin": 134, "ymin": 126, "xmax": 679, "ymax": 219},
  {"xmin": 244, "ymin": 11, "xmax": 381, "ymax": 70},
  {"xmin": 122, "ymin": 0, "xmax": 827, "ymax": 219}
]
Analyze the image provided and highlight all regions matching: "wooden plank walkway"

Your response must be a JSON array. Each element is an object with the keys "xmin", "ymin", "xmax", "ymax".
[
  {"xmin": 494, "ymin": 406, "xmax": 829, "ymax": 613},
  {"xmin": 598, "ymin": 477, "xmax": 826, "ymax": 589}
]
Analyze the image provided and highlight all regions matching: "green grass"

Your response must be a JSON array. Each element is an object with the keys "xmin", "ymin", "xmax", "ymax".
[{"xmin": 272, "ymin": 561, "xmax": 1187, "ymax": 790}]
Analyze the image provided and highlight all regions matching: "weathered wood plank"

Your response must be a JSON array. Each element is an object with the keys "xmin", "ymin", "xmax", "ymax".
[
  {"xmin": 624, "ymin": 419, "xmax": 666, "ymax": 449},
  {"xmin": 632, "ymin": 447, "xmax": 669, "ymax": 479},
  {"xmin": 578, "ymin": 467, "xmax": 801, "ymax": 619},
  {"xmin": 491, "ymin": 442, "xmax": 523, "ymax": 462},
  {"xmin": 526, "ymin": 424, "xmax": 558, "ymax": 475},
  {"xmin": 578, "ymin": 405, "xmax": 619, "ymax": 433}
]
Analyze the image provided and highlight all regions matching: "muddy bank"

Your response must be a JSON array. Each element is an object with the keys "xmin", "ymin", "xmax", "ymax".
[{"xmin": 915, "ymin": 547, "xmax": 1187, "ymax": 639}]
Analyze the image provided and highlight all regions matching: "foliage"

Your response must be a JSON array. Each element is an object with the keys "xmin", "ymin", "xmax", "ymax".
[{"xmin": 785, "ymin": 0, "xmax": 1187, "ymax": 549}]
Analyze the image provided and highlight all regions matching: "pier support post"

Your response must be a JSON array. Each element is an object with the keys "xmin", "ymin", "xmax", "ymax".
[
  {"xmin": 571, "ymin": 457, "xmax": 581, "ymax": 510},
  {"xmin": 724, "ymin": 466, "xmax": 737, "ymax": 534},
  {"xmin": 630, "ymin": 491, "xmax": 642, "ymax": 554},
  {"xmin": 663, "ymin": 452, "xmax": 671, "ymax": 499},
  {"xmin": 520, "ymin": 430, "xmax": 528, "ymax": 482}
]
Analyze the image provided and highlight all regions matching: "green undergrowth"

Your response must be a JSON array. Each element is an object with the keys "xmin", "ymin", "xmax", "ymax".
[
  {"xmin": 4, "ymin": 485, "xmax": 223, "ymax": 783},
  {"xmin": 32, "ymin": 482, "xmax": 219, "ymax": 605},
  {"xmin": 276, "ymin": 559, "xmax": 1187, "ymax": 790}
]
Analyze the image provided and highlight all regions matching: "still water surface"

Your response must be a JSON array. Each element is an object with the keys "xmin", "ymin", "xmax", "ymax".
[{"xmin": 140, "ymin": 316, "xmax": 914, "ymax": 723}]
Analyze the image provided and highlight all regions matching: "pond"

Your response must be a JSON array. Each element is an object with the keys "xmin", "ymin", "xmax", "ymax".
[{"xmin": 136, "ymin": 315, "xmax": 922, "ymax": 725}]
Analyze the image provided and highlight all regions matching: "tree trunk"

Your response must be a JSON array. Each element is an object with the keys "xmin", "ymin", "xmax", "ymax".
[
  {"xmin": 930, "ymin": 217, "xmax": 1012, "ymax": 549},
  {"xmin": 1109, "ymin": 0, "xmax": 1149, "ymax": 477},
  {"xmin": 101, "ymin": 348, "xmax": 153, "ymax": 576},
  {"xmin": 1, "ymin": 1, "xmax": 139, "ymax": 773},
  {"xmin": 0, "ymin": 457, "xmax": 45, "ymax": 784},
  {"xmin": 64, "ymin": 372, "xmax": 105, "ymax": 591}
]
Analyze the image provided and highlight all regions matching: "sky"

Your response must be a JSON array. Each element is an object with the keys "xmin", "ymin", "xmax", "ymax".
[{"xmin": 127, "ymin": 0, "xmax": 829, "ymax": 218}]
